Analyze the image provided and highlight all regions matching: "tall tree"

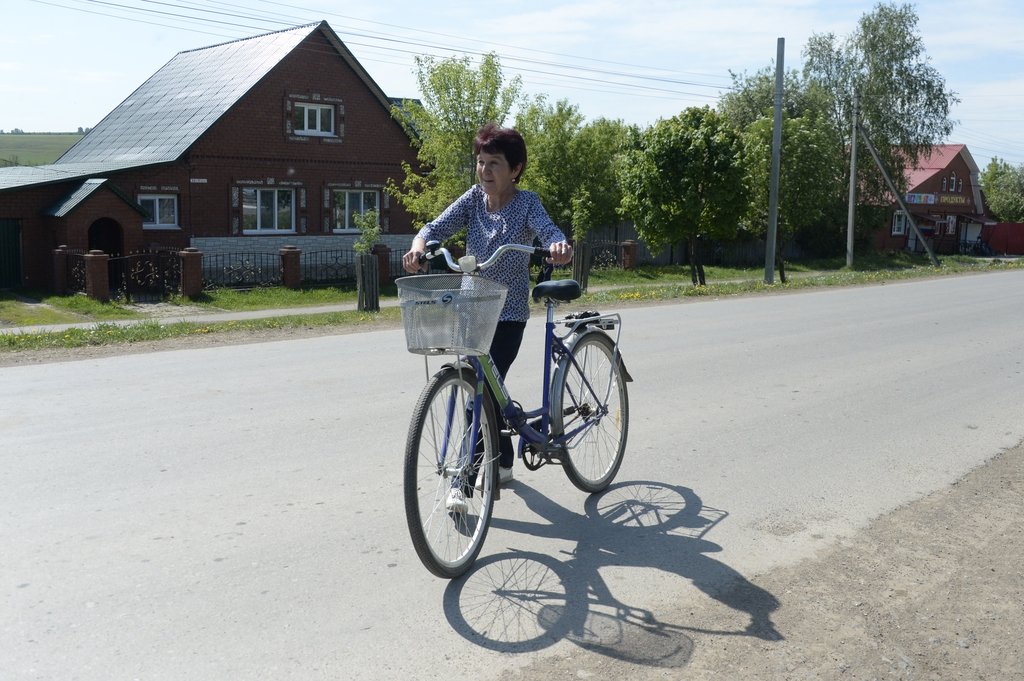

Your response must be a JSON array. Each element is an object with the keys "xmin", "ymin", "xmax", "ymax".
[
  {"xmin": 517, "ymin": 99, "xmax": 633, "ymax": 240},
  {"xmin": 803, "ymin": 2, "xmax": 959, "ymax": 238},
  {"xmin": 618, "ymin": 107, "xmax": 748, "ymax": 285},
  {"xmin": 743, "ymin": 114, "xmax": 843, "ymax": 281},
  {"xmin": 719, "ymin": 66, "xmax": 831, "ymax": 130},
  {"xmin": 981, "ymin": 158, "xmax": 1024, "ymax": 223},
  {"xmin": 387, "ymin": 53, "xmax": 523, "ymax": 227},
  {"xmin": 570, "ymin": 118, "xmax": 634, "ymax": 240},
  {"xmin": 515, "ymin": 97, "xmax": 584, "ymax": 232}
]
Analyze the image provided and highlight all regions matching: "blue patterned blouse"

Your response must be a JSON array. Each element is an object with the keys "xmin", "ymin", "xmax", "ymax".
[{"xmin": 416, "ymin": 185, "xmax": 567, "ymax": 322}]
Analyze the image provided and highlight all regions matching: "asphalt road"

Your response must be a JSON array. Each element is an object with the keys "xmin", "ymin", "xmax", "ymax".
[{"xmin": 2, "ymin": 269, "xmax": 1022, "ymax": 680}]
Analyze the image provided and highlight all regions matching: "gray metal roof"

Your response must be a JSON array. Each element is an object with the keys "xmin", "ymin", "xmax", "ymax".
[
  {"xmin": 58, "ymin": 23, "xmax": 319, "ymax": 166},
  {"xmin": 0, "ymin": 161, "xmax": 164, "ymax": 191},
  {"xmin": 44, "ymin": 178, "xmax": 148, "ymax": 217},
  {"xmin": 45, "ymin": 179, "xmax": 108, "ymax": 217},
  {"xmin": 1, "ymin": 21, "xmax": 381, "ymax": 193}
]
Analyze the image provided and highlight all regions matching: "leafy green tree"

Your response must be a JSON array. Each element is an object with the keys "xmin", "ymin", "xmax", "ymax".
[
  {"xmin": 981, "ymin": 158, "xmax": 1024, "ymax": 223},
  {"xmin": 352, "ymin": 210, "xmax": 381, "ymax": 254},
  {"xmin": 618, "ymin": 107, "xmax": 748, "ymax": 285},
  {"xmin": 570, "ymin": 118, "xmax": 635, "ymax": 240},
  {"xmin": 517, "ymin": 99, "xmax": 633, "ymax": 240},
  {"xmin": 387, "ymin": 53, "xmax": 523, "ymax": 227},
  {"xmin": 803, "ymin": 2, "xmax": 958, "ymax": 241},
  {"xmin": 743, "ymin": 114, "xmax": 843, "ymax": 281},
  {"xmin": 719, "ymin": 66, "xmax": 831, "ymax": 130},
  {"xmin": 515, "ymin": 97, "xmax": 584, "ymax": 231}
]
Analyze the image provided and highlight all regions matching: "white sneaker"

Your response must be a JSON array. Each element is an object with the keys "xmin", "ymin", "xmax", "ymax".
[
  {"xmin": 445, "ymin": 488, "xmax": 468, "ymax": 513},
  {"xmin": 476, "ymin": 466, "xmax": 514, "ymax": 491}
]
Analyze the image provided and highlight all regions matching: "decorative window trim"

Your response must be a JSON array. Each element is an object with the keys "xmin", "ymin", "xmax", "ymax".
[{"xmin": 138, "ymin": 194, "xmax": 179, "ymax": 229}]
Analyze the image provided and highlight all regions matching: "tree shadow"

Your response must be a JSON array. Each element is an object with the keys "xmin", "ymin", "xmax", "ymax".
[{"xmin": 443, "ymin": 480, "xmax": 781, "ymax": 668}]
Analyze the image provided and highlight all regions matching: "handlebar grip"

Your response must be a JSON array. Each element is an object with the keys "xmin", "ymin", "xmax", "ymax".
[{"xmin": 535, "ymin": 247, "xmax": 551, "ymax": 258}]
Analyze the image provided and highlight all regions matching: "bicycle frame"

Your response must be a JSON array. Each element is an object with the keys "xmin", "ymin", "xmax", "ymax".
[{"xmin": 461, "ymin": 298, "xmax": 623, "ymax": 464}]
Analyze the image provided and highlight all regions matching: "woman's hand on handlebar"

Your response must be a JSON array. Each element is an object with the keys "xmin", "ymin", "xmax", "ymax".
[
  {"xmin": 402, "ymin": 238, "xmax": 427, "ymax": 273},
  {"xmin": 547, "ymin": 241, "xmax": 573, "ymax": 266}
]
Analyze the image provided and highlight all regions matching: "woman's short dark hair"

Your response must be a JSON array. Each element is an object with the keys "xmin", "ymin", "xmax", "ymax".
[{"xmin": 474, "ymin": 123, "xmax": 527, "ymax": 182}]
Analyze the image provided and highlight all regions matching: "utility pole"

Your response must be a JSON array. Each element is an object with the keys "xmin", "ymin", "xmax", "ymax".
[
  {"xmin": 856, "ymin": 124, "xmax": 940, "ymax": 267},
  {"xmin": 846, "ymin": 92, "xmax": 858, "ymax": 268},
  {"xmin": 764, "ymin": 37, "xmax": 784, "ymax": 285}
]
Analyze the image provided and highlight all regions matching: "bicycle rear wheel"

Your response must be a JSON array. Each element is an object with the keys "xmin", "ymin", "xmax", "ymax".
[
  {"xmin": 404, "ymin": 365, "xmax": 499, "ymax": 578},
  {"xmin": 551, "ymin": 331, "xmax": 629, "ymax": 493}
]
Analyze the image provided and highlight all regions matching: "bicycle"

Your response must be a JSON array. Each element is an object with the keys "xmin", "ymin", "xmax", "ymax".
[{"xmin": 397, "ymin": 240, "xmax": 633, "ymax": 578}]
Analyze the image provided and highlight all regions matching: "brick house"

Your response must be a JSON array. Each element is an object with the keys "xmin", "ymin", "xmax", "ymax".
[
  {"xmin": 873, "ymin": 144, "xmax": 992, "ymax": 255},
  {"xmin": 0, "ymin": 21, "xmax": 419, "ymax": 290}
]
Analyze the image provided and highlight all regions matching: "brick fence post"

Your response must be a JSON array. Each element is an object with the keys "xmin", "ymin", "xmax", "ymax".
[
  {"xmin": 280, "ymin": 245, "xmax": 301, "ymax": 289},
  {"xmin": 180, "ymin": 247, "xmax": 203, "ymax": 298},
  {"xmin": 84, "ymin": 250, "xmax": 110, "ymax": 302},
  {"xmin": 53, "ymin": 245, "xmax": 69, "ymax": 295},
  {"xmin": 621, "ymin": 240, "xmax": 637, "ymax": 270}
]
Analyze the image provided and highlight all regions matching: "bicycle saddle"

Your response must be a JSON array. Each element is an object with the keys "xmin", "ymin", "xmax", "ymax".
[{"xmin": 532, "ymin": 279, "xmax": 582, "ymax": 302}]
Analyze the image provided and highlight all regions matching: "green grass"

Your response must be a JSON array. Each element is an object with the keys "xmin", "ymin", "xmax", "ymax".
[
  {"xmin": 0, "ymin": 133, "xmax": 83, "ymax": 166},
  {"xmin": 0, "ymin": 309, "xmax": 402, "ymax": 352},
  {"xmin": 177, "ymin": 283, "xmax": 393, "ymax": 311},
  {"xmin": 1, "ymin": 254, "xmax": 1021, "ymax": 352}
]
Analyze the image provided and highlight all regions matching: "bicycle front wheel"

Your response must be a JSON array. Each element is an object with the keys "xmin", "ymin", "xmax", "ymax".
[
  {"xmin": 404, "ymin": 366, "xmax": 499, "ymax": 579},
  {"xmin": 551, "ymin": 331, "xmax": 629, "ymax": 493}
]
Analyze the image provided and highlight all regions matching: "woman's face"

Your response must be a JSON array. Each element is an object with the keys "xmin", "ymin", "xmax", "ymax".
[{"xmin": 476, "ymin": 150, "xmax": 521, "ymax": 197}]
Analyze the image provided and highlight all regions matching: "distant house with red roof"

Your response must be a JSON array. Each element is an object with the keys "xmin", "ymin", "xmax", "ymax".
[{"xmin": 873, "ymin": 144, "xmax": 993, "ymax": 255}]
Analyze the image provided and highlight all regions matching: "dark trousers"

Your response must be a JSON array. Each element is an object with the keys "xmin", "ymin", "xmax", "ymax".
[{"xmin": 488, "ymin": 321, "xmax": 526, "ymax": 468}]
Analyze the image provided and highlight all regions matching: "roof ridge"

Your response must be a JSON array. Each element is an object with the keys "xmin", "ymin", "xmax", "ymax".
[{"xmin": 177, "ymin": 21, "xmax": 321, "ymax": 56}]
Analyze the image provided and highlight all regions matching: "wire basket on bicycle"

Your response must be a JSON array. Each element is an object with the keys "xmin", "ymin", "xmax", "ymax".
[{"xmin": 396, "ymin": 274, "xmax": 508, "ymax": 355}]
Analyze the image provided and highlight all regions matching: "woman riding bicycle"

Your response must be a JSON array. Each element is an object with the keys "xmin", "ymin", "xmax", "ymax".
[{"xmin": 401, "ymin": 123, "xmax": 572, "ymax": 508}]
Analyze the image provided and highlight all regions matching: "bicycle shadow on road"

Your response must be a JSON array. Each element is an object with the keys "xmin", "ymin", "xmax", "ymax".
[{"xmin": 442, "ymin": 480, "xmax": 782, "ymax": 666}]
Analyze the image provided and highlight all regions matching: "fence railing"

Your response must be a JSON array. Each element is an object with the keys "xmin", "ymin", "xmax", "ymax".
[
  {"xmin": 202, "ymin": 252, "xmax": 283, "ymax": 289},
  {"xmin": 65, "ymin": 249, "xmax": 87, "ymax": 295},
  {"xmin": 300, "ymin": 249, "xmax": 357, "ymax": 285},
  {"xmin": 109, "ymin": 250, "xmax": 182, "ymax": 302}
]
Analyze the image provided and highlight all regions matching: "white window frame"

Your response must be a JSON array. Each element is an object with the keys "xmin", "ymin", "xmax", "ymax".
[
  {"xmin": 946, "ymin": 215, "xmax": 957, "ymax": 236},
  {"xmin": 138, "ymin": 194, "xmax": 178, "ymax": 229},
  {"xmin": 891, "ymin": 210, "xmax": 908, "ymax": 236},
  {"xmin": 241, "ymin": 188, "xmax": 295, "ymax": 233},
  {"xmin": 293, "ymin": 102, "xmax": 335, "ymax": 137},
  {"xmin": 332, "ymin": 189, "xmax": 379, "ymax": 232}
]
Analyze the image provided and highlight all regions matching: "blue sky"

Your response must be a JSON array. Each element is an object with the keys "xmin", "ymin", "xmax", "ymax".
[{"xmin": 3, "ymin": 0, "xmax": 1023, "ymax": 167}]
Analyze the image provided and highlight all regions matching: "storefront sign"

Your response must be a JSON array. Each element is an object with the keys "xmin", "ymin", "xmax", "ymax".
[
  {"xmin": 939, "ymin": 195, "xmax": 968, "ymax": 205},
  {"xmin": 905, "ymin": 193, "xmax": 936, "ymax": 204}
]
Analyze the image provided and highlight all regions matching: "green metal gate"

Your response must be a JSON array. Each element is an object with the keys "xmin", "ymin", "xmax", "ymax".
[{"xmin": 0, "ymin": 219, "xmax": 22, "ymax": 288}]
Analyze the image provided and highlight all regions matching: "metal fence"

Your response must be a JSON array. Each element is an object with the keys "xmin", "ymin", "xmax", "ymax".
[
  {"xmin": 202, "ymin": 252, "xmax": 283, "ymax": 289},
  {"xmin": 109, "ymin": 250, "xmax": 182, "ymax": 302},
  {"xmin": 300, "ymin": 249, "xmax": 357, "ymax": 285},
  {"xmin": 65, "ymin": 249, "xmax": 87, "ymax": 294}
]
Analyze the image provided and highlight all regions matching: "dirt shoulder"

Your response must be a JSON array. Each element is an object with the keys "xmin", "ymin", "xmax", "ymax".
[{"xmin": 517, "ymin": 442, "xmax": 1023, "ymax": 680}]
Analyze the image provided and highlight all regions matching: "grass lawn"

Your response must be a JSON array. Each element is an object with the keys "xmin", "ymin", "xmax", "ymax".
[{"xmin": 1, "ymin": 253, "xmax": 1020, "ymax": 351}]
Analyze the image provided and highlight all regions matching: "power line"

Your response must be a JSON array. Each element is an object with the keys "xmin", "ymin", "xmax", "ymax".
[{"xmin": 27, "ymin": 0, "xmax": 733, "ymax": 105}]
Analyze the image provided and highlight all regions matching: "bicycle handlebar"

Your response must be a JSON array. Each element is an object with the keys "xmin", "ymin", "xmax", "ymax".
[{"xmin": 419, "ymin": 240, "xmax": 549, "ymax": 273}]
